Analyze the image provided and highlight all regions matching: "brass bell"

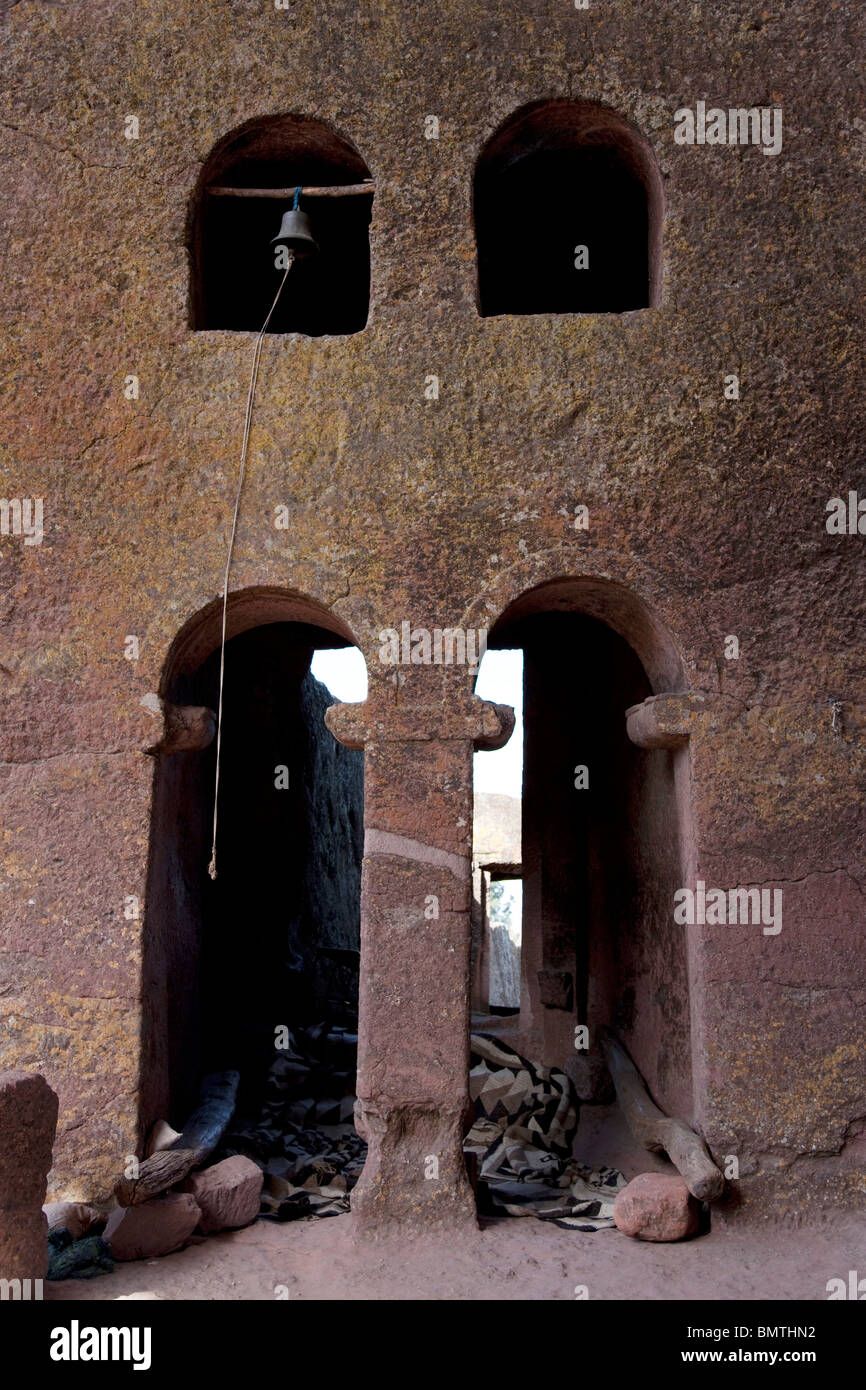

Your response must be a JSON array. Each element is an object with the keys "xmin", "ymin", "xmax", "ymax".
[{"xmin": 271, "ymin": 206, "xmax": 318, "ymax": 258}]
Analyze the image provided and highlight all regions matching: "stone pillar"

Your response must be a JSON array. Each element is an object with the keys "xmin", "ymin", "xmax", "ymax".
[
  {"xmin": 0, "ymin": 1071, "xmax": 58, "ymax": 1282},
  {"xmin": 326, "ymin": 675, "xmax": 513, "ymax": 1234},
  {"xmin": 625, "ymin": 690, "xmax": 710, "ymax": 1128}
]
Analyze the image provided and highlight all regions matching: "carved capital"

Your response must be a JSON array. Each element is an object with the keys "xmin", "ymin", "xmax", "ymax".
[
  {"xmin": 326, "ymin": 692, "xmax": 515, "ymax": 750},
  {"xmin": 626, "ymin": 691, "xmax": 717, "ymax": 749},
  {"xmin": 140, "ymin": 694, "xmax": 216, "ymax": 755}
]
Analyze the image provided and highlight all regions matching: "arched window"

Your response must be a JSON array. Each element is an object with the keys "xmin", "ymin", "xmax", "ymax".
[
  {"xmin": 190, "ymin": 115, "xmax": 373, "ymax": 335},
  {"xmin": 474, "ymin": 100, "xmax": 663, "ymax": 317}
]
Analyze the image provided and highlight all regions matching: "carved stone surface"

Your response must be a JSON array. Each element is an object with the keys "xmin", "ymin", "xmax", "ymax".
[
  {"xmin": 0, "ymin": 0, "xmax": 863, "ymax": 1222},
  {"xmin": 0, "ymin": 1072, "xmax": 58, "ymax": 1280}
]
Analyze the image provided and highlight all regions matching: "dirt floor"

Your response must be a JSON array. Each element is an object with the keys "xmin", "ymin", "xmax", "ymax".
[
  {"xmin": 44, "ymin": 1207, "xmax": 864, "ymax": 1303},
  {"xmin": 45, "ymin": 1105, "xmax": 865, "ymax": 1301}
]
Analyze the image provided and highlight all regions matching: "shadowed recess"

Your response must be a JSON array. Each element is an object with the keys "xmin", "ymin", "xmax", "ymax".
[
  {"xmin": 474, "ymin": 100, "xmax": 664, "ymax": 317},
  {"xmin": 190, "ymin": 114, "xmax": 373, "ymax": 335},
  {"xmin": 141, "ymin": 594, "xmax": 365, "ymax": 1136}
]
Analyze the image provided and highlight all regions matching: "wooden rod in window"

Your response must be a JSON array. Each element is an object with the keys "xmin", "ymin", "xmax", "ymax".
[{"xmin": 206, "ymin": 182, "xmax": 375, "ymax": 199}]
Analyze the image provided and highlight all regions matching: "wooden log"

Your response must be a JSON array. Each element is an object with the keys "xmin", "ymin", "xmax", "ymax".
[
  {"xmin": 206, "ymin": 182, "xmax": 375, "ymax": 200},
  {"xmin": 600, "ymin": 1028, "xmax": 724, "ymax": 1202},
  {"xmin": 114, "ymin": 1072, "xmax": 239, "ymax": 1208}
]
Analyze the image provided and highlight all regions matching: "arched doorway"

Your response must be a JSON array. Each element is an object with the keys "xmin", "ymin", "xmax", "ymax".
[
  {"xmin": 139, "ymin": 589, "xmax": 366, "ymax": 1148},
  {"xmin": 470, "ymin": 576, "xmax": 696, "ymax": 1213}
]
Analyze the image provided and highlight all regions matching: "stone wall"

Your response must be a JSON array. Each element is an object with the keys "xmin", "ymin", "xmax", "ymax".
[
  {"xmin": 0, "ymin": 1071, "xmax": 57, "ymax": 1281},
  {"xmin": 0, "ymin": 0, "xmax": 863, "ymax": 1218}
]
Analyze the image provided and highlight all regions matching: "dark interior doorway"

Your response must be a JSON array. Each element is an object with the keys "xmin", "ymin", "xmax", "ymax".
[
  {"xmin": 485, "ymin": 608, "xmax": 692, "ymax": 1117},
  {"xmin": 145, "ymin": 620, "xmax": 364, "ymax": 1130},
  {"xmin": 467, "ymin": 599, "xmax": 693, "ymax": 1222}
]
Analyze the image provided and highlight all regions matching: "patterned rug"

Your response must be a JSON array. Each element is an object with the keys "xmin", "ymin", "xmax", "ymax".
[
  {"xmin": 217, "ymin": 1022, "xmax": 366, "ymax": 1221},
  {"xmin": 466, "ymin": 1033, "xmax": 626, "ymax": 1230},
  {"xmin": 220, "ymin": 1026, "xmax": 624, "ymax": 1229}
]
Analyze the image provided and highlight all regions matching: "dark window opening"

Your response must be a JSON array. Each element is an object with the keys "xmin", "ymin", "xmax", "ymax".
[
  {"xmin": 191, "ymin": 116, "xmax": 373, "ymax": 336},
  {"xmin": 474, "ymin": 101, "xmax": 663, "ymax": 317}
]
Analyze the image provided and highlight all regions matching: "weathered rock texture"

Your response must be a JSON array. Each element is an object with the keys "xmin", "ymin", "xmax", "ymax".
[
  {"xmin": 104, "ymin": 1193, "xmax": 201, "ymax": 1262},
  {"xmin": 0, "ymin": 1, "xmax": 864, "ymax": 1225},
  {"xmin": 180, "ymin": 1155, "xmax": 263, "ymax": 1234},
  {"xmin": 614, "ymin": 1173, "xmax": 700, "ymax": 1243},
  {"xmin": 0, "ymin": 1071, "xmax": 58, "ymax": 1279}
]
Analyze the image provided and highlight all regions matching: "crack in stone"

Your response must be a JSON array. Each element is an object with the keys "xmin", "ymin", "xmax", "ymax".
[
  {"xmin": 738, "ymin": 866, "xmax": 865, "ymax": 896},
  {"xmin": 0, "ymin": 118, "xmax": 146, "ymax": 173}
]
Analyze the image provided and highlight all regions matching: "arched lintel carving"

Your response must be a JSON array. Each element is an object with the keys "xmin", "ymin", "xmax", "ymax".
[
  {"xmin": 460, "ymin": 544, "xmax": 715, "ymax": 697},
  {"xmin": 160, "ymin": 585, "xmax": 360, "ymax": 695}
]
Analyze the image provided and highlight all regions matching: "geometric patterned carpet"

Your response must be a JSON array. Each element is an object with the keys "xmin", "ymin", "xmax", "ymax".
[{"xmin": 466, "ymin": 1034, "xmax": 626, "ymax": 1230}]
